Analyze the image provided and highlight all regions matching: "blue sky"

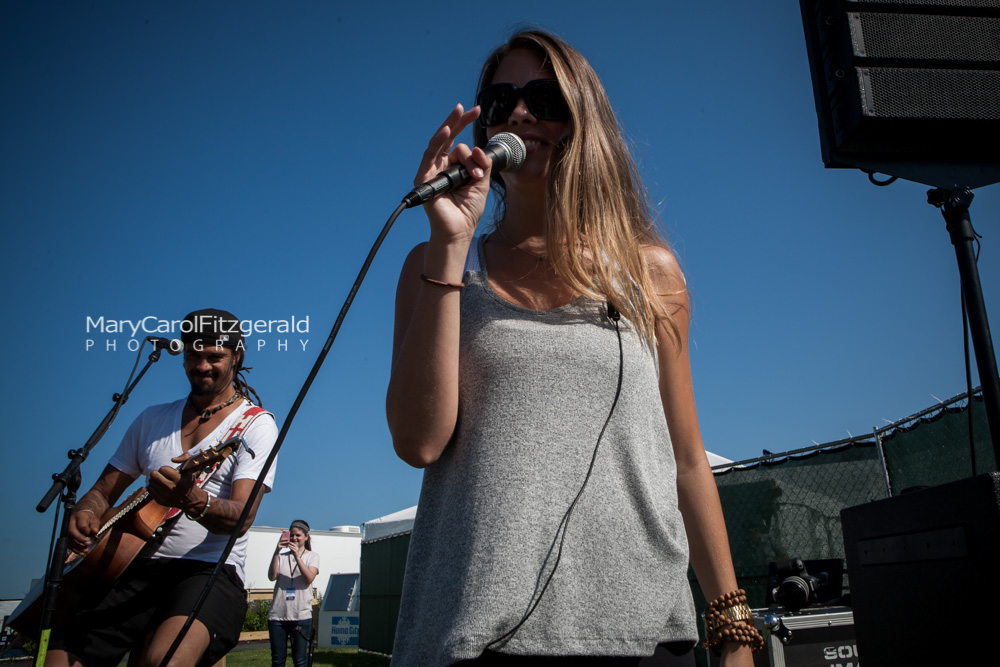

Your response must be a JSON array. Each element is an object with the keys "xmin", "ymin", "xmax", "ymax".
[{"xmin": 1, "ymin": 1, "xmax": 997, "ymax": 600}]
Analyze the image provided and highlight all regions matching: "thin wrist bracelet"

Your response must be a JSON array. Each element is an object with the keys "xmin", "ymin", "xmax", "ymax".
[
  {"xmin": 184, "ymin": 492, "xmax": 212, "ymax": 521},
  {"xmin": 420, "ymin": 273, "xmax": 465, "ymax": 289}
]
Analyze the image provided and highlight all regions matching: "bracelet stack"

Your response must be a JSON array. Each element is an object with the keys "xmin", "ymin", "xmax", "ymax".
[{"xmin": 702, "ymin": 589, "xmax": 765, "ymax": 655}]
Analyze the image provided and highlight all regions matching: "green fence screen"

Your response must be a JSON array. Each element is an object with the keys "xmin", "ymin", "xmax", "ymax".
[{"xmin": 702, "ymin": 390, "xmax": 992, "ymax": 606}]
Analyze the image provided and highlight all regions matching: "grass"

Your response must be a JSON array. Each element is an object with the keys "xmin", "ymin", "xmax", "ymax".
[
  {"xmin": 225, "ymin": 647, "xmax": 390, "ymax": 667},
  {"xmin": 0, "ymin": 643, "xmax": 391, "ymax": 667}
]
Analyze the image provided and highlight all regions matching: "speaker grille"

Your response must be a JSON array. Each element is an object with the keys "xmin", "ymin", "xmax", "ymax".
[
  {"xmin": 802, "ymin": 0, "xmax": 1000, "ymax": 177},
  {"xmin": 859, "ymin": 67, "xmax": 1000, "ymax": 119},
  {"xmin": 847, "ymin": 0, "xmax": 1000, "ymax": 7},
  {"xmin": 850, "ymin": 13, "xmax": 1000, "ymax": 61}
]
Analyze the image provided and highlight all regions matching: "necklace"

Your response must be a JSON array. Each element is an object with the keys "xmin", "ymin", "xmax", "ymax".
[
  {"xmin": 187, "ymin": 391, "xmax": 242, "ymax": 422},
  {"xmin": 495, "ymin": 224, "xmax": 547, "ymax": 261}
]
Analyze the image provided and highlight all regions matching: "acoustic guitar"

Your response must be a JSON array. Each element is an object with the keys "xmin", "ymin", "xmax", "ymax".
[{"xmin": 8, "ymin": 438, "xmax": 247, "ymax": 638}]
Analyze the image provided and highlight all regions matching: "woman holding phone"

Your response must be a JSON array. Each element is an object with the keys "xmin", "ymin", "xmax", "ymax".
[{"xmin": 267, "ymin": 520, "xmax": 319, "ymax": 667}]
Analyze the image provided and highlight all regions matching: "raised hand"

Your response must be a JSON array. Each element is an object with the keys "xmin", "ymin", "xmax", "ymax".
[{"xmin": 416, "ymin": 104, "xmax": 493, "ymax": 244}]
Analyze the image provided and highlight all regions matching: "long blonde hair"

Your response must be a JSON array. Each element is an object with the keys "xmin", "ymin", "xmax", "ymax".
[{"xmin": 473, "ymin": 30, "xmax": 680, "ymax": 345}]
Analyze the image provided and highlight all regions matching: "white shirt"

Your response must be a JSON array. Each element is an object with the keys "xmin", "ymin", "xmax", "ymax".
[
  {"xmin": 268, "ymin": 549, "xmax": 320, "ymax": 621},
  {"xmin": 109, "ymin": 398, "xmax": 278, "ymax": 582}
]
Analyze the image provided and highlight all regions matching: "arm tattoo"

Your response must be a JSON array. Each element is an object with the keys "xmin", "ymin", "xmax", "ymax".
[
  {"xmin": 75, "ymin": 491, "xmax": 110, "ymax": 517},
  {"xmin": 199, "ymin": 496, "xmax": 252, "ymax": 536}
]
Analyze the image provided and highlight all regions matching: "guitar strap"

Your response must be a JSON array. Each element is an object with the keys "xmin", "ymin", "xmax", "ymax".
[{"xmin": 160, "ymin": 404, "xmax": 270, "ymax": 525}]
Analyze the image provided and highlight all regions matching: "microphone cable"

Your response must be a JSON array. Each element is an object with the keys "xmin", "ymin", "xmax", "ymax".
[{"xmin": 485, "ymin": 302, "xmax": 625, "ymax": 651}]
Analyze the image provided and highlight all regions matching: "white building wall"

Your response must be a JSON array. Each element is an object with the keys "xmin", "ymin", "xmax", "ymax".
[{"xmin": 243, "ymin": 525, "xmax": 362, "ymax": 593}]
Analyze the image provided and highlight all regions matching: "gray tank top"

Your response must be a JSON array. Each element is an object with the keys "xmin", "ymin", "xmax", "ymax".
[{"xmin": 391, "ymin": 236, "xmax": 697, "ymax": 665}]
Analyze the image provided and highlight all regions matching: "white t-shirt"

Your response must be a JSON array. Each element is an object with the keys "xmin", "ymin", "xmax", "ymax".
[
  {"xmin": 109, "ymin": 398, "xmax": 278, "ymax": 583},
  {"xmin": 268, "ymin": 549, "xmax": 320, "ymax": 621}
]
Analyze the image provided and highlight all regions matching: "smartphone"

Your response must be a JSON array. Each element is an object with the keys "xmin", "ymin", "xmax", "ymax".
[{"xmin": 280, "ymin": 530, "xmax": 290, "ymax": 545}]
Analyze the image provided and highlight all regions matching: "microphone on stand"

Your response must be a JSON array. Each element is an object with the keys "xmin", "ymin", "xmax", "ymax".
[
  {"xmin": 147, "ymin": 336, "xmax": 183, "ymax": 356},
  {"xmin": 402, "ymin": 132, "xmax": 526, "ymax": 208}
]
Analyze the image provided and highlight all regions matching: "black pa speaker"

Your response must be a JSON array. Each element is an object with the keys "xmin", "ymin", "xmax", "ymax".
[
  {"xmin": 799, "ymin": 0, "xmax": 1000, "ymax": 188},
  {"xmin": 841, "ymin": 472, "xmax": 1000, "ymax": 665}
]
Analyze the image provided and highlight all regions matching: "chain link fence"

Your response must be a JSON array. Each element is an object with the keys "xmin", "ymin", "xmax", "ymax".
[{"xmin": 692, "ymin": 388, "xmax": 993, "ymax": 609}]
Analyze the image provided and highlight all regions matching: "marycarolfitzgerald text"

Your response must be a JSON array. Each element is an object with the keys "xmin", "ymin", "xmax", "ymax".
[{"xmin": 84, "ymin": 314, "xmax": 311, "ymax": 352}]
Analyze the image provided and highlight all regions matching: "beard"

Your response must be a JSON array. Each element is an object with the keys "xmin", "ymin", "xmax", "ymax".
[
  {"xmin": 188, "ymin": 372, "xmax": 234, "ymax": 397},
  {"xmin": 185, "ymin": 353, "xmax": 240, "ymax": 399}
]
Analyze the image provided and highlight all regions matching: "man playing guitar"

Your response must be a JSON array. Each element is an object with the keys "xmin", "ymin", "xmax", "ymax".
[{"xmin": 46, "ymin": 308, "xmax": 279, "ymax": 667}]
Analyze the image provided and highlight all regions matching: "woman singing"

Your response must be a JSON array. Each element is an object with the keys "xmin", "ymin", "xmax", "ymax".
[{"xmin": 386, "ymin": 29, "xmax": 758, "ymax": 667}]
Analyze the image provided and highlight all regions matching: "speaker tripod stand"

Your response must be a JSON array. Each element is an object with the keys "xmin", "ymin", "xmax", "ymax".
[{"xmin": 925, "ymin": 186, "xmax": 1000, "ymax": 470}]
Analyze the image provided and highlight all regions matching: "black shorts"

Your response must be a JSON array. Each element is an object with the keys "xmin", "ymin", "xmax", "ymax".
[{"xmin": 49, "ymin": 557, "xmax": 247, "ymax": 667}]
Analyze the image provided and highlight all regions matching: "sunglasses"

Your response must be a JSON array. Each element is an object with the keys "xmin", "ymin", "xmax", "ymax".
[{"xmin": 476, "ymin": 79, "xmax": 570, "ymax": 127}]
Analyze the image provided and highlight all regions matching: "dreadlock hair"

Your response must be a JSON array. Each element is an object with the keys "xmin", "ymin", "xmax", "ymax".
[
  {"xmin": 231, "ymin": 350, "xmax": 263, "ymax": 407},
  {"xmin": 472, "ymin": 29, "xmax": 682, "ymax": 346}
]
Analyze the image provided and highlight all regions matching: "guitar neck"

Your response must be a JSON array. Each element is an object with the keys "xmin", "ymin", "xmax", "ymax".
[{"xmin": 93, "ymin": 440, "xmax": 239, "ymax": 540}]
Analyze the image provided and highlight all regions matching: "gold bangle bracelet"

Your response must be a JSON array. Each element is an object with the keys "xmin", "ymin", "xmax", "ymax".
[{"xmin": 705, "ymin": 603, "xmax": 755, "ymax": 631}]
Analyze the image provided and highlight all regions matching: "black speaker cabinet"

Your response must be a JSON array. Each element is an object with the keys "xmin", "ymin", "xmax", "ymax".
[
  {"xmin": 799, "ymin": 0, "xmax": 1000, "ymax": 187},
  {"xmin": 841, "ymin": 472, "xmax": 1000, "ymax": 665}
]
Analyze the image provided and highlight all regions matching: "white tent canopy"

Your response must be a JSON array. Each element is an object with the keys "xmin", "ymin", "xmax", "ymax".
[
  {"xmin": 706, "ymin": 450, "xmax": 732, "ymax": 468},
  {"xmin": 361, "ymin": 506, "xmax": 417, "ymax": 543}
]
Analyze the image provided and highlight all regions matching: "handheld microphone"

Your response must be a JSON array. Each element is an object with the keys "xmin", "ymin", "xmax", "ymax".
[
  {"xmin": 147, "ymin": 336, "xmax": 184, "ymax": 356},
  {"xmin": 402, "ymin": 132, "xmax": 526, "ymax": 208}
]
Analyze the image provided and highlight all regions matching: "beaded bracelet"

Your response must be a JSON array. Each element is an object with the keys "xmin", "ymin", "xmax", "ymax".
[
  {"xmin": 701, "ymin": 588, "xmax": 765, "ymax": 655},
  {"xmin": 420, "ymin": 274, "xmax": 465, "ymax": 289}
]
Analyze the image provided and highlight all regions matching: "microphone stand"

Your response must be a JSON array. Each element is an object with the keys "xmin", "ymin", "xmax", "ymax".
[
  {"xmin": 157, "ymin": 154, "xmax": 520, "ymax": 665},
  {"xmin": 31, "ymin": 345, "xmax": 168, "ymax": 667},
  {"xmin": 157, "ymin": 200, "xmax": 410, "ymax": 667}
]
